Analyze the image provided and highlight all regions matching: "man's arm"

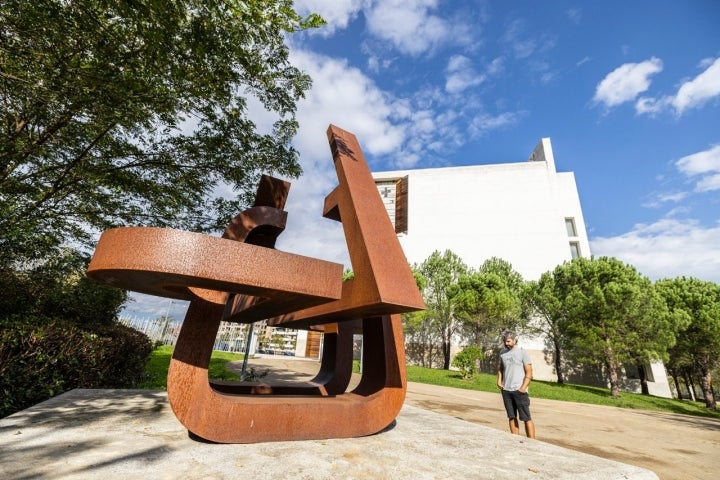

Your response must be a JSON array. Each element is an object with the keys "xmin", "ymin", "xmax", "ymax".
[
  {"xmin": 497, "ymin": 363, "xmax": 504, "ymax": 390},
  {"xmin": 518, "ymin": 363, "xmax": 533, "ymax": 393}
]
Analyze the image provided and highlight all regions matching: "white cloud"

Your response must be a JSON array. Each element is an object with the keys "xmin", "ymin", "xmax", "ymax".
[
  {"xmin": 293, "ymin": 0, "xmax": 365, "ymax": 36},
  {"xmin": 366, "ymin": 53, "xmax": 395, "ymax": 74},
  {"xmin": 497, "ymin": 19, "xmax": 557, "ymax": 84},
  {"xmin": 696, "ymin": 173, "xmax": 720, "ymax": 192},
  {"xmin": 590, "ymin": 218, "xmax": 720, "ymax": 283},
  {"xmin": 604, "ymin": 145, "xmax": 720, "ymax": 285},
  {"xmin": 593, "ymin": 57, "xmax": 663, "ymax": 108},
  {"xmin": 363, "ymin": 0, "xmax": 454, "ymax": 56},
  {"xmin": 469, "ymin": 111, "xmax": 524, "ymax": 137},
  {"xmin": 122, "ymin": 294, "xmax": 188, "ymax": 322},
  {"xmin": 634, "ymin": 95, "xmax": 671, "ymax": 116},
  {"xmin": 672, "ymin": 57, "xmax": 720, "ymax": 114},
  {"xmin": 676, "ymin": 144, "xmax": 720, "ymax": 192},
  {"xmin": 642, "ymin": 191, "xmax": 689, "ymax": 208},
  {"xmin": 664, "ymin": 206, "xmax": 691, "ymax": 217},
  {"xmin": 635, "ymin": 57, "xmax": 720, "ymax": 116},
  {"xmin": 445, "ymin": 55, "xmax": 485, "ymax": 94},
  {"xmin": 566, "ymin": 8, "xmax": 582, "ymax": 25},
  {"xmin": 290, "ymin": 48, "xmax": 481, "ymax": 167},
  {"xmin": 291, "ymin": 50, "xmax": 405, "ymax": 158},
  {"xmin": 676, "ymin": 144, "xmax": 720, "ymax": 175},
  {"xmin": 487, "ymin": 57, "xmax": 505, "ymax": 76},
  {"xmin": 501, "ymin": 19, "xmax": 536, "ymax": 59},
  {"xmin": 302, "ymin": 1, "xmax": 476, "ymax": 59},
  {"xmin": 657, "ymin": 192, "xmax": 689, "ymax": 203}
]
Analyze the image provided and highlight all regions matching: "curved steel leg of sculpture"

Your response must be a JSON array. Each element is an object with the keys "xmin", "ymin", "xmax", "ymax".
[{"xmin": 168, "ymin": 301, "xmax": 405, "ymax": 443}]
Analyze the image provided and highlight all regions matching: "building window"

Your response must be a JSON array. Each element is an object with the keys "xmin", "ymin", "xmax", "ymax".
[
  {"xmin": 375, "ymin": 176, "xmax": 409, "ymax": 234},
  {"xmin": 565, "ymin": 218, "xmax": 577, "ymax": 237},
  {"xmin": 569, "ymin": 241, "xmax": 580, "ymax": 259},
  {"xmin": 376, "ymin": 180, "xmax": 396, "ymax": 226}
]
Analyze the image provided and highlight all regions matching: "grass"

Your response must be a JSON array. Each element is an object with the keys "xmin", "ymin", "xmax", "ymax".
[
  {"xmin": 138, "ymin": 345, "xmax": 243, "ymax": 390},
  {"xmin": 406, "ymin": 365, "xmax": 720, "ymax": 419},
  {"xmin": 139, "ymin": 346, "xmax": 719, "ymax": 419}
]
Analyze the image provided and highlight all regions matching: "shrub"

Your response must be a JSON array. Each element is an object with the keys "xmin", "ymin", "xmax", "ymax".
[
  {"xmin": 0, "ymin": 316, "xmax": 152, "ymax": 418},
  {"xmin": 0, "ymin": 250, "xmax": 127, "ymax": 325},
  {"xmin": 451, "ymin": 345, "xmax": 485, "ymax": 379}
]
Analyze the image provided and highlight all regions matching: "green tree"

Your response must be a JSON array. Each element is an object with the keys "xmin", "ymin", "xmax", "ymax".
[
  {"xmin": 403, "ymin": 310, "xmax": 442, "ymax": 368},
  {"xmin": 523, "ymin": 272, "xmax": 569, "ymax": 384},
  {"xmin": 451, "ymin": 345, "xmax": 484, "ymax": 379},
  {"xmin": 553, "ymin": 257, "xmax": 678, "ymax": 398},
  {"xmin": 0, "ymin": 249, "xmax": 126, "ymax": 325},
  {"xmin": 402, "ymin": 268, "xmax": 441, "ymax": 367},
  {"xmin": 656, "ymin": 277, "xmax": 720, "ymax": 410},
  {"xmin": 1, "ymin": 0, "xmax": 324, "ymax": 264},
  {"xmin": 270, "ymin": 332, "xmax": 284, "ymax": 352},
  {"xmin": 453, "ymin": 257, "xmax": 525, "ymax": 347},
  {"xmin": 414, "ymin": 250, "xmax": 469, "ymax": 370}
]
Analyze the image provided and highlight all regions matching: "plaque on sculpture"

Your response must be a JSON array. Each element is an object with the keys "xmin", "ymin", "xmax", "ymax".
[{"xmin": 87, "ymin": 125, "xmax": 425, "ymax": 443}]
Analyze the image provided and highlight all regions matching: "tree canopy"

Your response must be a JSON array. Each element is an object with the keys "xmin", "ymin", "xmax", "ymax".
[
  {"xmin": 0, "ymin": 248, "xmax": 126, "ymax": 325},
  {"xmin": 522, "ymin": 271, "xmax": 569, "ymax": 383},
  {"xmin": 0, "ymin": 0, "xmax": 324, "ymax": 264},
  {"xmin": 404, "ymin": 250, "xmax": 715, "ymax": 401},
  {"xmin": 656, "ymin": 277, "xmax": 720, "ymax": 410},
  {"xmin": 552, "ymin": 257, "xmax": 681, "ymax": 398},
  {"xmin": 412, "ymin": 250, "xmax": 469, "ymax": 369},
  {"xmin": 452, "ymin": 257, "xmax": 524, "ymax": 346}
]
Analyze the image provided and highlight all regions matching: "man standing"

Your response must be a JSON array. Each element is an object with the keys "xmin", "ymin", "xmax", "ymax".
[{"xmin": 497, "ymin": 331, "xmax": 536, "ymax": 438}]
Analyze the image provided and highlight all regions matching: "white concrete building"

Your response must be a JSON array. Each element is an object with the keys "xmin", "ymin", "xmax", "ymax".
[
  {"xmin": 372, "ymin": 138, "xmax": 673, "ymax": 398},
  {"xmin": 372, "ymin": 139, "xmax": 590, "ymax": 278}
]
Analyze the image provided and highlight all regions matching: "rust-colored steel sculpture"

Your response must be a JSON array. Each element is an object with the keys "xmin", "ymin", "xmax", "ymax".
[{"xmin": 87, "ymin": 125, "xmax": 425, "ymax": 443}]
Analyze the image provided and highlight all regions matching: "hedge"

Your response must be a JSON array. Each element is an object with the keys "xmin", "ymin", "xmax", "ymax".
[{"xmin": 0, "ymin": 315, "xmax": 152, "ymax": 418}]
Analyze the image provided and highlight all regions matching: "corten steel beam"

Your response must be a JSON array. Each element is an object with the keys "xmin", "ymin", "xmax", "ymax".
[
  {"xmin": 87, "ymin": 125, "xmax": 425, "ymax": 443},
  {"xmin": 86, "ymin": 227, "xmax": 343, "ymax": 321}
]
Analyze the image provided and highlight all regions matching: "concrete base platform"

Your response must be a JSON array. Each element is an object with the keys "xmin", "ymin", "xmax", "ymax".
[{"xmin": 0, "ymin": 389, "xmax": 658, "ymax": 479}]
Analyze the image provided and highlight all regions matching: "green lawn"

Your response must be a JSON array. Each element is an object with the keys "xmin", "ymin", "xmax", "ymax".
[
  {"xmin": 140, "ymin": 346, "xmax": 719, "ymax": 419},
  {"xmin": 406, "ymin": 365, "xmax": 720, "ymax": 419},
  {"xmin": 138, "ymin": 345, "xmax": 243, "ymax": 389}
]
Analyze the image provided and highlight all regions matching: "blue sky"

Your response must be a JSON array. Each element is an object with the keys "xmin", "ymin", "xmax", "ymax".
[{"xmin": 123, "ymin": 0, "xmax": 720, "ymax": 319}]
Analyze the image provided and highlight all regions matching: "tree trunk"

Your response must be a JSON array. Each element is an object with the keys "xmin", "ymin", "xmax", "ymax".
[
  {"xmin": 442, "ymin": 340, "xmax": 451, "ymax": 370},
  {"xmin": 605, "ymin": 340, "xmax": 621, "ymax": 398},
  {"xmin": 686, "ymin": 370, "xmax": 697, "ymax": 402},
  {"xmin": 637, "ymin": 364, "xmax": 650, "ymax": 395},
  {"xmin": 699, "ymin": 364, "xmax": 717, "ymax": 410},
  {"xmin": 553, "ymin": 338, "xmax": 564, "ymax": 384},
  {"xmin": 608, "ymin": 361, "xmax": 621, "ymax": 398},
  {"xmin": 670, "ymin": 369, "xmax": 682, "ymax": 400}
]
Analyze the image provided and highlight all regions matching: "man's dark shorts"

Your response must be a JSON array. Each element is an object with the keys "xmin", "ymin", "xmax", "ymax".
[{"xmin": 501, "ymin": 389, "xmax": 532, "ymax": 421}]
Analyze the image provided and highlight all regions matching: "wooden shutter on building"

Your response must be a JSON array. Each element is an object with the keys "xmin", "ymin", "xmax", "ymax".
[
  {"xmin": 304, "ymin": 330, "xmax": 322, "ymax": 358},
  {"xmin": 394, "ymin": 176, "xmax": 409, "ymax": 234}
]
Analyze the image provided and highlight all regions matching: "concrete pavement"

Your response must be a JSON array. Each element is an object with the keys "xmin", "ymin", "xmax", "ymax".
[{"xmin": 0, "ymin": 389, "xmax": 657, "ymax": 480}]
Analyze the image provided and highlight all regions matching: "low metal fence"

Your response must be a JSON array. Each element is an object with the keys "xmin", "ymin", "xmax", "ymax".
[{"xmin": 119, "ymin": 315, "xmax": 249, "ymax": 353}]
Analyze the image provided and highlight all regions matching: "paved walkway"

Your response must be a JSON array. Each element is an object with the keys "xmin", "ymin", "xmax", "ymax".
[
  {"xmin": 236, "ymin": 356, "xmax": 720, "ymax": 480},
  {"xmin": 1, "ymin": 389, "xmax": 657, "ymax": 480}
]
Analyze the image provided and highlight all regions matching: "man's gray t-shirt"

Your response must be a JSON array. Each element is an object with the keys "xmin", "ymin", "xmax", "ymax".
[{"xmin": 499, "ymin": 347, "xmax": 532, "ymax": 391}]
